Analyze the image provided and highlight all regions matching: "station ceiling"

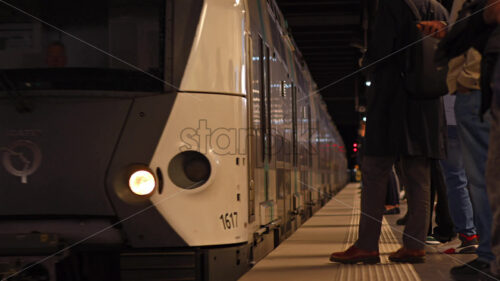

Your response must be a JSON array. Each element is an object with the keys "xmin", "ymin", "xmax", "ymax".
[{"xmin": 276, "ymin": 0, "xmax": 368, "ymax": 128}]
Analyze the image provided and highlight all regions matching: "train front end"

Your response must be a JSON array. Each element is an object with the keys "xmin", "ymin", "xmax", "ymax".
[{"xmin": 0, "ymin": 0, "xmax": 248, "ymax": 280}]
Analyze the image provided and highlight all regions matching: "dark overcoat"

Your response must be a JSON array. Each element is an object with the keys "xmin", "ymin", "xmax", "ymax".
[{"xmin": 363, "ymin": 0, "xmax": 448, "ymax": 159}]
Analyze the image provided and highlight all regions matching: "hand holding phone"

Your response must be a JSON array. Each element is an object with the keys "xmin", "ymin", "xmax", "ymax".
[{"xmin": 416, "ymin": 21, "xmax": 447, "ymax": 39}]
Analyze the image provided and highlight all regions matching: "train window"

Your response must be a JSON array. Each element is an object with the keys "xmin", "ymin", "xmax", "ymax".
[
  {"xmin": 298, "ymin": 103, "xmax": 309, "ymax": 168},
  {"xmin": 262, "ymin": 43, "xmax": 268, "ymax": 162},
  {"xmin": 251, "ymin": 36, "xmax": 265, "ymax": 167},
  {"xmin": 313, "ymin": 119, "xmax": 320, "ymax": 168},
  {"xmin": 292, "ymin": 85, "xmax": 298, "ymax": 167},
  {"xmin": 281, "ymin": 80, "xmax": 293, "ymax": 167},
  {"xmin": 0, "ymin": 0, "xmax": 165, "ymax": 91},
  {"xmin": 308, "ymin": 106, "xmax": 313, "ymax": 168},
  {"xmin": 264, "ymin": 45, "xmax": 272, "ymax": 161}
]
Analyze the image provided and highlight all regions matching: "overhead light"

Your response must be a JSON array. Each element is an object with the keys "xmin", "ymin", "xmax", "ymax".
[
  {"xmin": 363, "ymin": 117, "xmax": 367, "ymax": 122},
  {"xmin": 365, "ymin": 81, "xmax": 372, "ymax": 87}
]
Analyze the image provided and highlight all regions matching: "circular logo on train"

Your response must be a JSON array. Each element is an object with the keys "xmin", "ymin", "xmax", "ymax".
[{"xmin": 2, "ymin": 140, "xmax": 42, "ymax": 184}]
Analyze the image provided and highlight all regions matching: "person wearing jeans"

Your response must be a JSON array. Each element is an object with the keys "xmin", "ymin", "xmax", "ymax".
[
  {"xmin": 450, "ymin": 90, "xmax": 495, "ymax": 277},
  {"xmin": 442, "ymin": 2, "xmax": 494, "ymax": 276},
  {"xmin": 438, "ymin": 95, "xmax": 479, "ymax": 254}
]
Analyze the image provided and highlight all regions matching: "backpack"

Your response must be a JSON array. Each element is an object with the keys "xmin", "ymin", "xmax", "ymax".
[{"xmin": 402, "ymin": 0, "xmax": 449, "ymax": 99}]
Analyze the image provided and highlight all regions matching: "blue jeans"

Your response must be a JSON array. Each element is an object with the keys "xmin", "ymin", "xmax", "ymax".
[
  {"xmin": 440, "ymin": 125, "xmax": 476, "ymax": 237},
  {"xmin": 455, "ymin": 91, "xmax": 494, "ymax": 262}
]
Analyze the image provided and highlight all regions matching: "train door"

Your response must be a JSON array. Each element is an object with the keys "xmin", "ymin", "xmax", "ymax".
[
  {"xmin": 273, "ymin": 70, "xmax": 293, "ymax": 239},
  {"xmin": 248, "ymin": 34, "xmax": 275, "ymax": 228},
  {"xmin": 282, "ymin": 79, "xmax": 293, "ymax": 237},
  {"xmin": 247, "ymin": 33, "xmax": 256, "ymax": 224},
  {"xmin": 297, "ymin": 94, "xmax": 311, "ymax": 219},
  {"xmin": 263, "ymin": 43, "xmax": 274, "ymax": 227},
  {"xmin": 307, "ymin": 102, "xmax": 314, "ymax": 215},
  {"xmin": 311, "ymin": 111, "xmax": 320, "ymax": 210},
  {"xmin": 269, "ymin": 51, "xmax": 286, "ymax": 238},
  {"xmin": 291, "ymin": 84, "xmax": 300, "ymax": 229}
]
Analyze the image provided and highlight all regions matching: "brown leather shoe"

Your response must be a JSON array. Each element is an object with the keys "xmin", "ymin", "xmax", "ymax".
[
  {"xmin": 389, "ymin": 247, "xmax": 425, "ymax": 263},
  {"xmin": 329, "ymin": 245, "xmax": 380, "ymax": 264}
]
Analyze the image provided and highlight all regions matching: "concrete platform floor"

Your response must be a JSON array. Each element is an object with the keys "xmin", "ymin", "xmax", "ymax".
[{"xmin": 239, "ymin": 183, "xmax": 476, "ymax": 281}]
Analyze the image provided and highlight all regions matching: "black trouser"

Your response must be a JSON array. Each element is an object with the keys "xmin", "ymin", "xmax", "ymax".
[
  {"xmin": 385, "ymin": 168, "xmax": 400, "ymax": 206},
  {"xmin": 428, "ymin": 160, "xmax": 455, "ymax": 237},
  {"xmin": 356, "ymin": 155, "xmax": 430, "ymax": 251}
]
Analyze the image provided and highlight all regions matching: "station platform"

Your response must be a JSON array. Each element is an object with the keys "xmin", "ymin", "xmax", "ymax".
[{"xmin": 239, "ymin": 183, "xmax": 474, "ymax": 281}]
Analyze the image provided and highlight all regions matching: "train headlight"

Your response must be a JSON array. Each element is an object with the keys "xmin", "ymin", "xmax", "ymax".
[
  {"xmin": 113, "ymin": 164, "xmax": 158, "ymax": 204},
  {"xmin": 129, "ymin": 170, "xmax": 156, "ymax": 196}
]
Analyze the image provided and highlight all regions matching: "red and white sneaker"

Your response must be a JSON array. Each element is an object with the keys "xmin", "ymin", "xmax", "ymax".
[{"xmin": 437, "ymin": 234, "xmax": 479, "ymax": 254}]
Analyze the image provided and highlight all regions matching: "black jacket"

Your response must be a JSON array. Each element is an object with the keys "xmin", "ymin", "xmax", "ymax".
[
  {"xmin": 363, "ymin": 0, "xmax": 448, "ymax": 159},
  {"xmin": 481, "ymin": 27, "xmax": 500, "ymax": 115}
]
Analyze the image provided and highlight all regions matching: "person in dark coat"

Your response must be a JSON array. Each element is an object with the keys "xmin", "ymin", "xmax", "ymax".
[
  {"xmin": 482, "ymin": 2, "xmax": 500, "ymax": 279},
  {"xmin": 330, "ymin": 0, "xmax": 448, "ymax": 264}
]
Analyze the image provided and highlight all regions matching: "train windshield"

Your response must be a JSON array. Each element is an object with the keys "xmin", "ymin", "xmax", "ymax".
[{"xmin": 0, "ymin": 0, "xmax": 165, "ymax": 92}]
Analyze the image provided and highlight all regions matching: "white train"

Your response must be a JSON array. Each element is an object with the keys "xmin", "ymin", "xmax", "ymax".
[{"xmin": 0, "ymin": 0, "xmax": 348, "ymax": 280}]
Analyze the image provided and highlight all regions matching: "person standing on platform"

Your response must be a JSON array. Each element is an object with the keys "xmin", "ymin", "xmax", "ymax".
[
  {"xmin": 417, "ymin": 0, "xmax": 497, "ymax": 278},
  {"xmin": 448, "ymin": 44, "xmax": 495, "ymax": 281},
  {"xmin": 329, "ymin": 0, "xmax": 448, "ymax": 264},
  {"xmin": 435, "ymin": 0, "xmax": 483, "ymax": 258},
  {"xmin": 435, "ymin": 0, "xmax": 496, "ymax": 278},
  {"xmin": 438, "ymin": 94, "xmax": 479, "ymax": 254},
  {"xmin": 482, "ymin": 2, "xmax": 500, "ymax": 279}
]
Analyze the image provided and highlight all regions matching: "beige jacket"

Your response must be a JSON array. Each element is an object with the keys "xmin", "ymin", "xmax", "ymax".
[
  {"xmin": 446, "ymin": 48, "xmax": 482, "ymax": 94},
  {"xmin": 446, "ymin": 0, "xmax": 481, "ymax": 94}
]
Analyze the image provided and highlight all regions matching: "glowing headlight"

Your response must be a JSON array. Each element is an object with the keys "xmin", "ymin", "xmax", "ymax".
[{"xmin": 129, "ymin": 170, "xmax": 156, "ymax": 196}]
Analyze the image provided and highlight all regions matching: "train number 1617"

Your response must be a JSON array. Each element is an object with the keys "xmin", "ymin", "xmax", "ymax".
[{"xmin": 219, "ymin": 212, "xmax": 238, "ymax": 230}]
